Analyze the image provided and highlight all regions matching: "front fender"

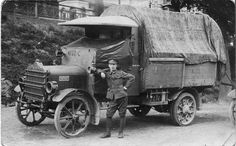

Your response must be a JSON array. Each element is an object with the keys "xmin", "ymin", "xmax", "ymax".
[
  {"xmin": 52, "ymin": 88, "xmax": 77, "ymax": 102},
  {"xmin": 52, "ymin": 88, "xmax": 100, "ymax": 125}
]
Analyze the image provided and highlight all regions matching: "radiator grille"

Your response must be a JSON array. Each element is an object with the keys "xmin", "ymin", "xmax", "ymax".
[{"xmin": 20, "ymin": 69, "xmax": 48, "ymax": 102}]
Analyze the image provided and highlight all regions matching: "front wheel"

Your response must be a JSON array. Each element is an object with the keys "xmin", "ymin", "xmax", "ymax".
[
  {"xmin": 170, "ymin": 93, "xmax": 196, "ymax": 126},
  {"xmin": 16, "ymin": 98, "xmax": 46, "ymax": 126},
  {"xmin": 54, "ymin": 94, "xmax": 91, "ymax": 138},
  {"xmin": 229, "ymin": 100, "xmax": 236, "ymax": 126}
]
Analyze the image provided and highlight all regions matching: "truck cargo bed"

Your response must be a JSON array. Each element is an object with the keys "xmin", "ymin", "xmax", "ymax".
[{"xmin": 142, "ymin": 58, "xmax": 216, "ymax": 90}]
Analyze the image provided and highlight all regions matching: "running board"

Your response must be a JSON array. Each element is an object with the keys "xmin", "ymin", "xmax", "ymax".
[{"xmin": 99, "ymin": 104, "xmax": 140, "ymax": 110}]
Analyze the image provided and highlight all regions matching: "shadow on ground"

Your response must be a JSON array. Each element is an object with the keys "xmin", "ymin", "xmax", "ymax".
[{"xmin": 18, "ymin": 107, "xmax": 229, "ymax": 139}]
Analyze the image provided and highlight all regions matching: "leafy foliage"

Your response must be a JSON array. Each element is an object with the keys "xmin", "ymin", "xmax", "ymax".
[
  {"xmin": 1, "ymin": 15, "xmax": 83, "ymax": 84},
  {"xmin": 171, "ymin": 0, "xmax": 235, "ymax": 38}
]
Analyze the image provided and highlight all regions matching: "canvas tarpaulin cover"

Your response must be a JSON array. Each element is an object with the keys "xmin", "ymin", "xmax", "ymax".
[
  {"xmin": 64, "ymin": 38, "xmax": 132, "ymax": 69},
  {"xmin": 95, "ymin": 39, "xmax": 132, "ymax": 68},
  {"xmin": 101, "ymin": 5, "xmax": 227, "ymax": 65}
]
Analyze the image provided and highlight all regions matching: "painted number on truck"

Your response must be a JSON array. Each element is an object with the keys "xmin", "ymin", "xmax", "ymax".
[
  {"xmin": 68, "ymin": 50, "xmax": 80, "ymax": 56},
  {"xmin": 59, "ymin": 76, "xmax": 69, "ymax": 81}
]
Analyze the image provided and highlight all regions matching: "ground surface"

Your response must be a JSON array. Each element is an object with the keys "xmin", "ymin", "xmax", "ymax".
[{"xmin": 1, "ymin": 102, "xmax": 236, "ymax": 146}]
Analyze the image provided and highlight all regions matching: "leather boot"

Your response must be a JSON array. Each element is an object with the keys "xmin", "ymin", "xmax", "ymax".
[
  {"xmin": 118, "ymin": 117, "xmax": 125, "ymax": 138},
  {"xmin": 100, "ymin": 117, "xmax": 112, "ymax": 138}
]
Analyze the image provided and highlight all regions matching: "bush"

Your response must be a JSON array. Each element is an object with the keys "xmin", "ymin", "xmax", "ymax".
[{"xmin": 1, "ymin": 15, "xmax": 83, "ymax": 86}]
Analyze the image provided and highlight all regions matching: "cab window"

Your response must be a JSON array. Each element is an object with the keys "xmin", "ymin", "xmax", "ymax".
[{"xmin": 85, "ymin": 26, "xmax": 131, "ymax": 40}]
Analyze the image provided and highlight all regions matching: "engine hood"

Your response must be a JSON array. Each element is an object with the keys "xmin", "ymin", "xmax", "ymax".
[
  {"xmin": 43, "ymin": 65, "xmax": 87, "ymax": 76},
  {"xmin": 26, "ymin": 61, "xmax": 87, "ymax": 76}
]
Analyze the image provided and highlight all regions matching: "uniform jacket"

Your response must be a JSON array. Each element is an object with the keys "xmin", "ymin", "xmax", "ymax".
[{"xmin": 98, "ymin": 68, "xmax": 135, "ymax": 100}]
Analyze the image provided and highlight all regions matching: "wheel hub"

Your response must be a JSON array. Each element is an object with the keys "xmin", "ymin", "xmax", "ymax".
[
  {"xmin": 182, "ymin": 105, "xmax": 190, "ymax": 113},
  {"xmin": 72, "ymin": 114, "xmax": 77, "ymax": 119}
]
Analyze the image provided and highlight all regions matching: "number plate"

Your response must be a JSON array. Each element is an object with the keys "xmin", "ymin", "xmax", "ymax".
[{"xmin": 59, "ymin": 76, "xmax": 69, "ymax": 81}]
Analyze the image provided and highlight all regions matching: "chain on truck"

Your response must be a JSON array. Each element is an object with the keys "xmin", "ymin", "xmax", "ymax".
[{"xmin": 15, "ymin": 5, "xmax": 227, "ymax": 138}]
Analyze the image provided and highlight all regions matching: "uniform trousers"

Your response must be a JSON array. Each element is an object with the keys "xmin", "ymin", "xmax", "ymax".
[{"xmin": 106, "ymin": 96, "xmax": 128, "ymax": 118}]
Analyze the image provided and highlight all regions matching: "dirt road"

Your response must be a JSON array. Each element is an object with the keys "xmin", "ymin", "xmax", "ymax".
[{"xmin": 1, "ymin": 102, "xmax": 236, "ymax": 146}]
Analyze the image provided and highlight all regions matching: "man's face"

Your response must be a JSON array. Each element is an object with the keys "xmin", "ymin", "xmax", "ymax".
[{"xmin": 108, "ymin": 62, "xmax": 117, "ymax": 71}]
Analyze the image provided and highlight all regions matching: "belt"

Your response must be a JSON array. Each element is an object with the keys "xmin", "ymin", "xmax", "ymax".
[{"xmin": 109, "ymin": 86, "xmax": 123, "ymax": 89}]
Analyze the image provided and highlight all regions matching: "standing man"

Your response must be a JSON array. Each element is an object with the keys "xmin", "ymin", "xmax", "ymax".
[{"xmin": 91, "ymin": 59, "xmax": 135, "ymax": 138}]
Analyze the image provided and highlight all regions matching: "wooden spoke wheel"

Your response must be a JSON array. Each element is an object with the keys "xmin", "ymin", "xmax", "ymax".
[
  {"xmin": 128, "ymin": 105, "xmax": 151, "ymax": 117},
  {"xmin": 16, "ymin": 98, "xmax": 46, "ymax": 126},
  {"xmin": 54, "ymin": 95, "xmax": 91, "ymax": 138},
  {"xmin": 229, "ymin": 100, "xmax": 236, "ymax": 126},
  {"xmin": 170, "ymin": 93, "xmax": 196, "ymax": 126}
]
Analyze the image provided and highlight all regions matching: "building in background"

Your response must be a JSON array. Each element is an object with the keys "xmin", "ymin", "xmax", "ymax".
[
  {"xmin": 58, "ymin": 0, "xmax": 172, "ymax": 20},
  {"xmin": 2, "ymin": 0, "xmax": 172, "ymax": 21},
  {"xmin": 103, "ymin": 0, "xmax": 170, "ymax": 8},
  {"xmin": 59, "ymin": 0, "xmax": 95, "ymax": 20}
]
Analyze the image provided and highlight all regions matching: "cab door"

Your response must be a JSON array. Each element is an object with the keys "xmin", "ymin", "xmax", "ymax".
[{"xmin": 127, "ymin": 27, "xmax": 140, "ymax": 96}]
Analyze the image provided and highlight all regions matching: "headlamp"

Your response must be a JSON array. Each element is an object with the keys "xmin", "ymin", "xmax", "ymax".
[{"xmin": 45, "ymin": 81, "xmax": 58, "ymax": 94}]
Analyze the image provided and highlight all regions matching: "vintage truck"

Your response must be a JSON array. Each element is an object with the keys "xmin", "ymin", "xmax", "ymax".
[{"xmin": 16, "ymin": 5, "xmax": 227, "ymax": 138}]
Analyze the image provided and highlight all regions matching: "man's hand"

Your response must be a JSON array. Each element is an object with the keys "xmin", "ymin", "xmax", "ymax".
[
  {"xmin": 101, "ymin": 72, "xmax": 106, "ymax": 79},
  {"xmin": 123, "ymin": 86, "xmax": 127, "ymax": 91},
  {"xmin": 88, "ymin": 66, "xmax": 97, "ymax": 74}
]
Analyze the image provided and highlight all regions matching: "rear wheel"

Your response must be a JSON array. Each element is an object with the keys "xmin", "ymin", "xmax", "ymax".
[
  {"xmin": 128, "ymin": 105, "xmax": 151, "ymax": 117},
  {"xmin": 16, "ymin": 97, "xmax": 46, "ymax": 126},
  {"xmin": 229, "ymin": 100, "xmax": 236, "ymax": 126},
  {"xmin": 54, "ymin": 94, "xmax": 91, "ymax": 138},
  {"xmin": 170, "ymin": 93, "xmax": 196, "ymax": 126}
]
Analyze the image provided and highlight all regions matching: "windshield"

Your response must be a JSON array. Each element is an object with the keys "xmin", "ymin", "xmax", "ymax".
[
  {"xmin": 63, "ymin": 26, "xmax": 132, "ymax": 49},
  {"xmin": 85, "ymin": 26, "xmax": 131, "ymax": 41}
]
